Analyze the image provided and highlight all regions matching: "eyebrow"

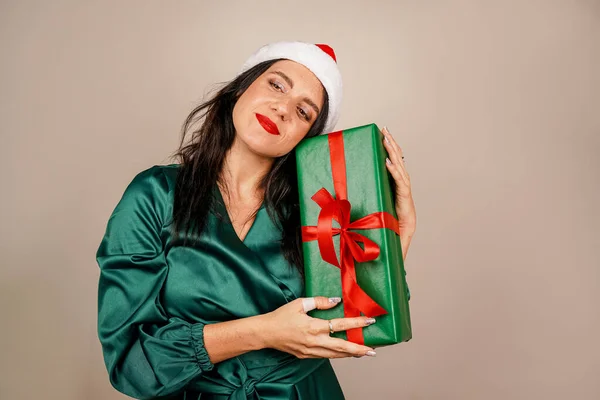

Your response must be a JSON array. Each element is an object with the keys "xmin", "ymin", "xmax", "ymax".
[{"xmin": 273, "ymin": 70, "xmax": 321, "ymax": 115}]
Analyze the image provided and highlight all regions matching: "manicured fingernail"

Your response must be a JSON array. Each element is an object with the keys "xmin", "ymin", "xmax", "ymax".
[
  {"xmin": 386, "ymin": 157, "xmax": 392, "ymax": 165},
  {"xmin": 384, "ymin": 135, "xmax": 391, "ymax": 145},
  {"xmin": 365, "ymin": 318, "xmax": 376, "ymax": 325},
  {"xmin": 328, "ymin": 297, "xmax": 341, "ymax": 304},
  {"xmin": 366, "ymin": 350, "xmax": 377, "ymax": 357}
]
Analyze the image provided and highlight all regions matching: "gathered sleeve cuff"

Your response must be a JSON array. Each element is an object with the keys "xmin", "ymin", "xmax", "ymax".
[{"xmin": 191, "ymin": 323, "xmax": 214, "ymax": 372}]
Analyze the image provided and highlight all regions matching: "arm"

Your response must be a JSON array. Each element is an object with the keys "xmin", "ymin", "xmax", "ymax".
[
  {"xmin": 202, "ymin": 315, "xmax": 265, "ymax": 364},
  {"xmin": 400, "ymin": 228, "xmax": 415, "ymax": 261},
  {"xmin": 381, "ymin": 126, "xmax": 416, "ymax": 301},
  {"xmin": 204, "ymin": 297, "xmax": 377, "ymax": 363},
  {"xmin": 400, "ymin": 228, "xmax": 415, "ymax": 301},
  {"xmin": 97, "ymin": 168, "xmax": 212, "ymax": 399}
]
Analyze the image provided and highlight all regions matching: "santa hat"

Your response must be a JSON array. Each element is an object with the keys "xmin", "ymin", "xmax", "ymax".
[{"xmin": 240, "ymin": 41, "xmax": 342, "ymax": 135}]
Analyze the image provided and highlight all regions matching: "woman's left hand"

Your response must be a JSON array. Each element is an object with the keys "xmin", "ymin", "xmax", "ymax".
[{"xmin": 381, "ymin": 126, "xmax": 416, "ymax": 259}]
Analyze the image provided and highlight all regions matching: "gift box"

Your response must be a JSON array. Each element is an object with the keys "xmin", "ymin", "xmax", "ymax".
[{"xmin": 295, "ymin": 123, "xmax": 412, "ymax": 346}]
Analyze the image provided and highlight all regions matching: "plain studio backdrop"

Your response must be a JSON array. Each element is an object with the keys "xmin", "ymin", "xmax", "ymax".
[{"xmin": 1, "ymin": 1, "xmax": 599, "ymax": 399}]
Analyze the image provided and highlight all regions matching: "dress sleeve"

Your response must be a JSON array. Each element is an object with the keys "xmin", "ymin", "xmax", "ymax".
[{"xmin": 96, "ymin": 167, "xmax": 213, "ymax": 400}]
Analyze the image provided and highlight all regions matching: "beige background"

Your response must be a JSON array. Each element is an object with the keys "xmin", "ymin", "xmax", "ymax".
[{"xmin": 1, "ymin": 0, "xmax": 599, "ymax": 399}]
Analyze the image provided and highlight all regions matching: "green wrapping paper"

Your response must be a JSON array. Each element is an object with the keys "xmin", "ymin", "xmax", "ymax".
[{"xmin": 295, "ymin": 123, "xmax": 412, "ymax": 347}]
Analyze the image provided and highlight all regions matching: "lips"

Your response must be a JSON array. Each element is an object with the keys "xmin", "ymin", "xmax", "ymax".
[{"xmin": 255, "ymin": 113, "xmax": 280, "ymax": 135}]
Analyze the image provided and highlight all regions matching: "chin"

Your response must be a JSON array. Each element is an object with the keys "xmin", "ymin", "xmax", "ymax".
[{"xmin": 239, "ymin": 128, "xmax": 282, "ymax": 157}]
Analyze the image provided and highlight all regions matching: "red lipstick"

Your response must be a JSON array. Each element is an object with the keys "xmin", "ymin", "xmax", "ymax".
[{"xmin": 255, "ymin": 113, "xmax": 280, "ymax": 135}]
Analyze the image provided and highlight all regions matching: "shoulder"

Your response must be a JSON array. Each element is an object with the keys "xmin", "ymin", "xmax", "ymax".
[
  {"xmin": 121, "ymin": 164, "xmax": 179, "ymax": 202},
  {"xmin": 98, "ymin": 165, "xmax": 180, "ymax": 256},
  {"xmin": 112, "ymin": 164, "xmax": 180, "ymax": 222}
]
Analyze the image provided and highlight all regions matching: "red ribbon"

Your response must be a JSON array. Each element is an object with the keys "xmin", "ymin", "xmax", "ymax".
[{"xmin": 301, "ymin": 131, "xmax": 400, "ymax": 344}]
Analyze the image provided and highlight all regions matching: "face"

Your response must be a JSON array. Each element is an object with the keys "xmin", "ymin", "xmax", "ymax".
[{"xmin": 232, "ymin": 60, "xmax": 325, "ymax": 158}]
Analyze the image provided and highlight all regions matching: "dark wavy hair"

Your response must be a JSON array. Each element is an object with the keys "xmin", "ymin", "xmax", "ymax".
[{"xmin": 172, "ymin": 59, "xmax": 329, "ymax": 274}]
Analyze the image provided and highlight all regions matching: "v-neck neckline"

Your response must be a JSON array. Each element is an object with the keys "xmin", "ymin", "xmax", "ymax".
[{"xmin": 214, "ymin": 185, "xmax": 265, "ymax": 245}]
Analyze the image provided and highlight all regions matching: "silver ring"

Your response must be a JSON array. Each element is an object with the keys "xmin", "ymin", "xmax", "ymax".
[{"xmin": 328, "ymin": 320, "xmax": 334, "ymax": 335}]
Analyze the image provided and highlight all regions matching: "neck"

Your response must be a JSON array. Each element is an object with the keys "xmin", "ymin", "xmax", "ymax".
[{"xmin": 219, "ymin": 135, "xmax": 274, "ymax": 202}]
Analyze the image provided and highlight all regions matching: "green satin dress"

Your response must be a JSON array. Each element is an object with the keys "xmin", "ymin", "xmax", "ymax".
[{"xmin": 96, "ymin": 165, "xmax": 346, "ymax": 400}]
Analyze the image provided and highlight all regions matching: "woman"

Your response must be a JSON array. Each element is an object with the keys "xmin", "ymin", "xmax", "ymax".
[{"xmin": 97, "ymin": 41, "xmax": 417, "ymax": 400}]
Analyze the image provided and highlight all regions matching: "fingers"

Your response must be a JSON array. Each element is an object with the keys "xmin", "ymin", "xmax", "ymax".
[
  {"xmin": 288, "ymin": 301, "xmax": 379, "ymax": 359},
  {"xmin": 314, "ymin": 296, "xmax": 342, "ymax": 310},
  {"xmin": 301, "ymin": 298, "xmax": 316, "ymax": 313},
  {"xmin": 300, "ymin": 296, "xmax": 342, "ymax": 313},
  {"xmin": 329, "ymin": 316, "xmax": 376, "ymax": 333},
  {"xmin": 299, "ymin": 347, "xmax": 352, "ymax": 359},
  {"xmin": 386, "ymin": 156, "xmax": 410, "ymax": 190},
  {"xmin": 298, "ymin": 345, "xmax": 375, "ymax": 359},
  {"xmin": 382, "ymin": 126, "xmax": 403, "ymax": 165},
  {"xmin": 317, "ymin": 336, "xmax": 377, "ymax": 358},
  {"xmin": 382, "ymin": 127, "xmax": 411, "ymax": 187},
  {"xmin": 309, "ymin": 317, "xmax": 377, "ymax": 357}
]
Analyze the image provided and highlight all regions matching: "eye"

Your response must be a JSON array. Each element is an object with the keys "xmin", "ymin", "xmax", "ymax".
[
  {"xmin": 269, "ymin": 79, "xmax": 284, "ymax": 92},
  {"xmin": 297, "ymin": 106, "xmax": 311, "ymax": 121}
]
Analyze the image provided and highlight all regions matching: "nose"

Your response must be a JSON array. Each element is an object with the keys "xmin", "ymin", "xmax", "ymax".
[{"xmin": 271, "ymin": 99, "xmax": 292, "ymax": 122}]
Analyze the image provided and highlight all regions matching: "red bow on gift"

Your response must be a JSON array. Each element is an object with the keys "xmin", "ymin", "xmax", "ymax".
[{"xmin": 301, "ymin": 131, "xmax": 401, "ymax": 344}]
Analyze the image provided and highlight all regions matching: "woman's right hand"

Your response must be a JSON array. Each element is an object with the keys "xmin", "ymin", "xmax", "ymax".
[{"xmin": 258, "ymin": 297, "xmax": 377, "ymax": 359}]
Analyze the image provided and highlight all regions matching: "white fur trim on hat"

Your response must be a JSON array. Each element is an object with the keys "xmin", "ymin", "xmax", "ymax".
[{"xmin": 240, "ymin": 41, "xmax": 342, "ymax": 135}]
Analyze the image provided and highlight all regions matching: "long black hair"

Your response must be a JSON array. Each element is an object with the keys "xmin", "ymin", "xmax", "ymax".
[{"xmin": 172, "ymin": 59, "xmax": 330, "ymax": 274}]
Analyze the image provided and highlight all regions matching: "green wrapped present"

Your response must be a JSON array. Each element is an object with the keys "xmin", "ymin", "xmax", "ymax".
[{"xmin": 295, "ymin": 123, "xmax": 412, "ymax": 346}]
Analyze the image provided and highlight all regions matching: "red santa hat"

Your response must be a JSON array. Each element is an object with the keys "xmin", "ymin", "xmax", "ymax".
[{"xmin": 240, "ymin": 41, "xmax": 343, "ymax": 135}]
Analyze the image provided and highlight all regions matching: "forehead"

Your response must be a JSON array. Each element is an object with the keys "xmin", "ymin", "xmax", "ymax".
[{"xmin": 265, "ymin": 60, "xmax": 325, "ymax": 105}]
